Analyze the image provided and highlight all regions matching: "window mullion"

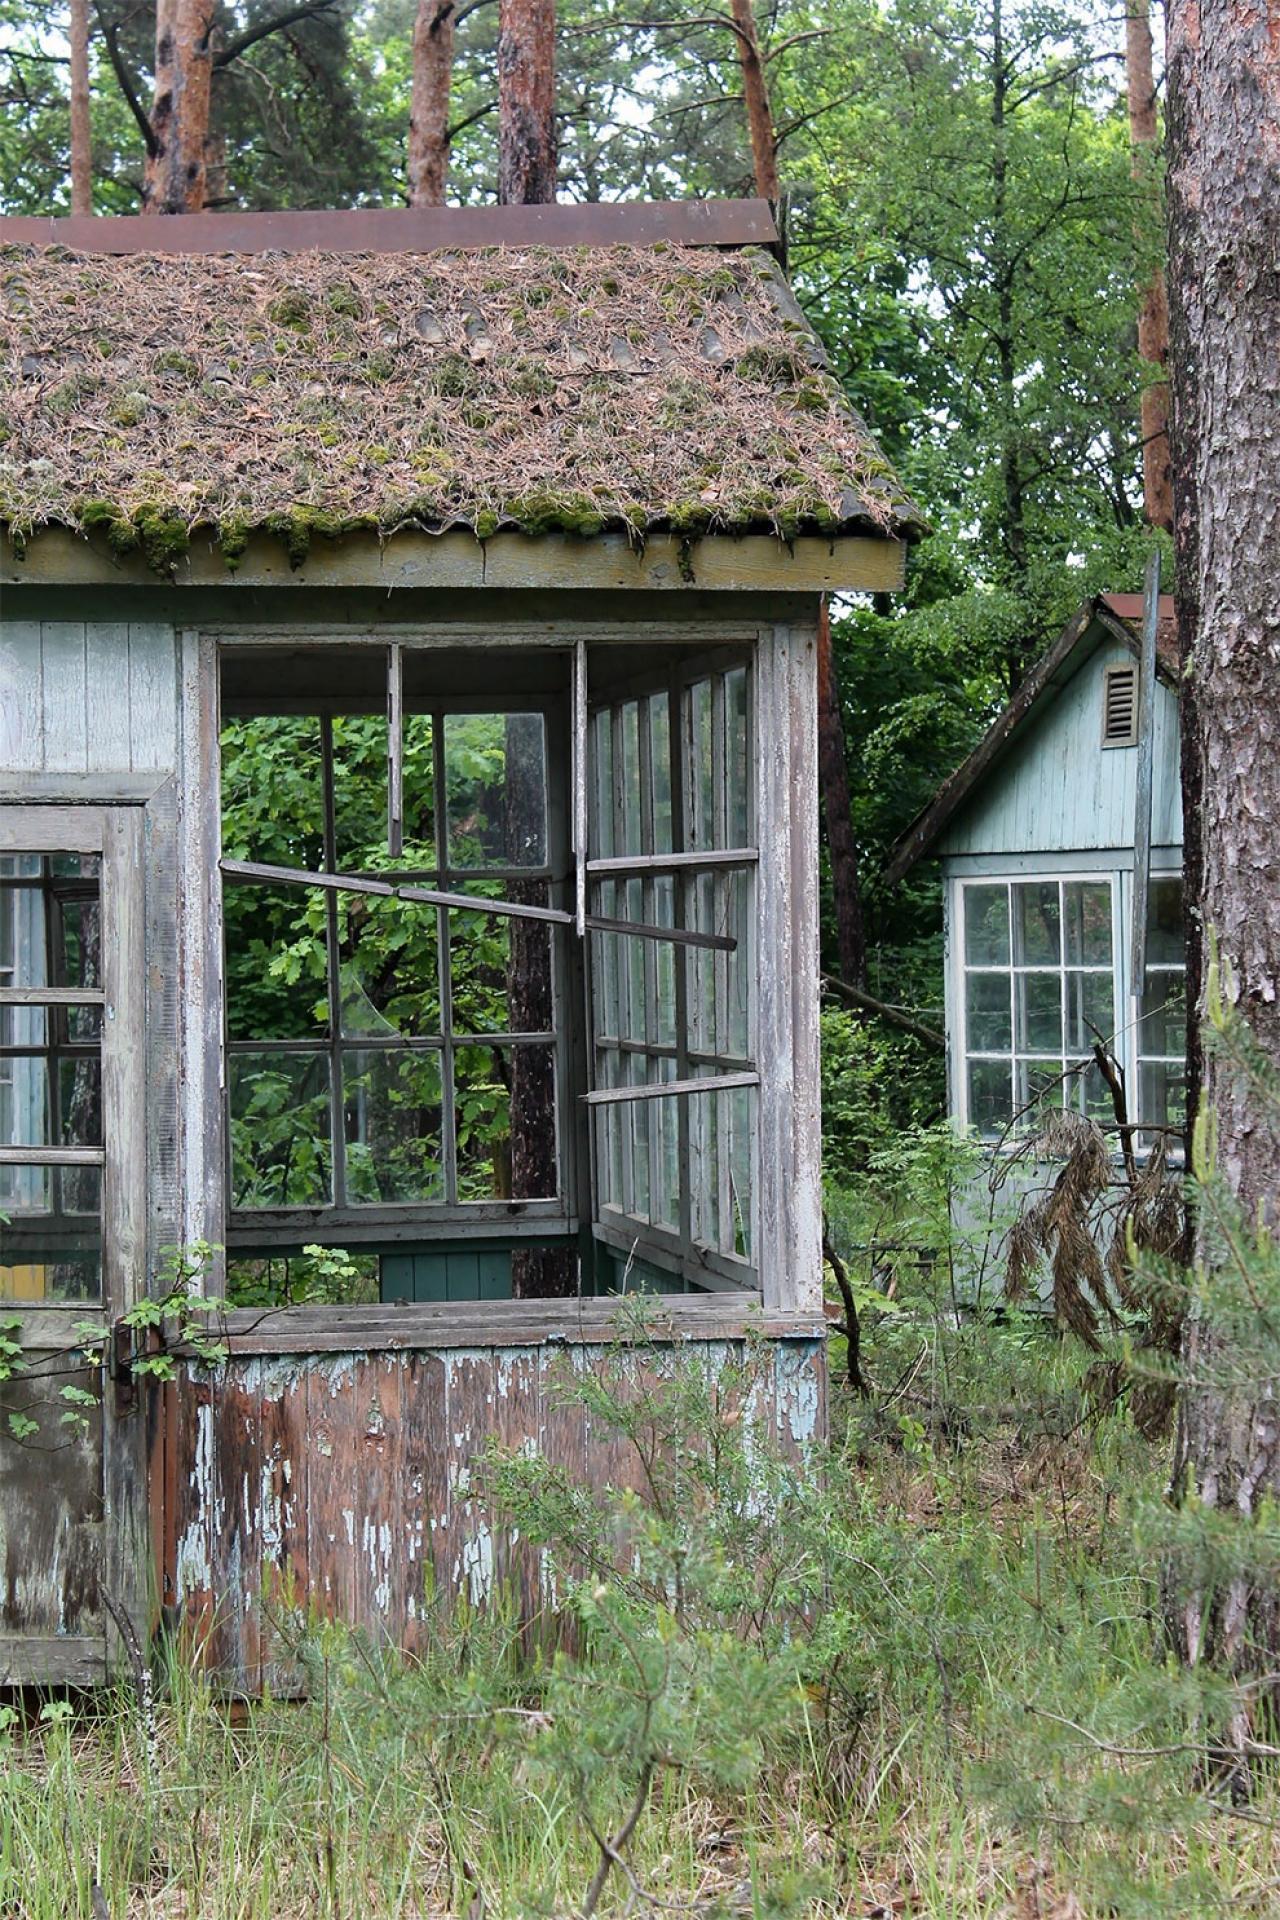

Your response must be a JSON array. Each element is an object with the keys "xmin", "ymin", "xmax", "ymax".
[
  {"xmin": 320, "ymin": 715, "xmax": 346, "ymax": 1212},
  {"xmin": 670, "ymin": 676, "xmax": 693, "ymax": 1255},
  {"xmin": 432, "ymin": 713, "xmax": 458, "ymax": 1209}
]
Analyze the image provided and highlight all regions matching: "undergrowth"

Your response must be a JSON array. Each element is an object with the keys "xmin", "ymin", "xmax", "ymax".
[{"xmin": 3, "ymin": 1213, "xmax": 1279, "ymax": 1915}]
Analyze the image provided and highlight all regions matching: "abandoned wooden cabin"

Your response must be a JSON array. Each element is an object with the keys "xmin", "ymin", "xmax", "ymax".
[
  {"xmin": 885, "ymin": 593, "xmax": 1185, "ymax": 1152},
  {"xmin": 0, "ymin": 201, "xmax": 917, "ymax": 1689}
]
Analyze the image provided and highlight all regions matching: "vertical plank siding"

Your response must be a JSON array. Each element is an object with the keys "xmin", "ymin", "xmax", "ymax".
[
  {"xmin": 155, "ymin": 1335, "xmax": 826, "ymax": 1693},
  {"xmin": 937, "ymin": 641, "xmax": 1183, "ymax": 858},
  {"xmin": 0, "ymin": 620, "xmax": 178, "ymax": 775}
]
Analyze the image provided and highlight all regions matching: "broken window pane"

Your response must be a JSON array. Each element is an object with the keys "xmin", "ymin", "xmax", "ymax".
[
  {"xmin": 338, "ymin": 894, "xmax": 440, "ymax": 1039},
  {"xmin": 344, "ymin": 1048, "xmax": 444, "ymax": 1205},
  {"xmin": 448, "ymin": 885, "xmax": 552, "ymax": 1038}
]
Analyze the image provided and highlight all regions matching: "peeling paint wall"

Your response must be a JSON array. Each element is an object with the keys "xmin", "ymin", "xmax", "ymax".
[{"xmin": 156, "ymin": 1336, "xmax": 825, "ymax": 1693}]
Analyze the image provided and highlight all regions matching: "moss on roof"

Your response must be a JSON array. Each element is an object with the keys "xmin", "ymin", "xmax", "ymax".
[{"xmin": 0, "ymin": 241, "xmax": 918, "ymax": 569}]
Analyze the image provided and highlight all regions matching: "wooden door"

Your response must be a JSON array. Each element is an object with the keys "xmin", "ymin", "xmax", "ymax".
[{"xmin": 0, "ymin": 806, "xmax": 147, "ymax": 1685}]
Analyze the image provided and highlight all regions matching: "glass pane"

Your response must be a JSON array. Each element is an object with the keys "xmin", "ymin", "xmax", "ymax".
[
  {"xmin": 689, "ymin": 870, "xmax": 715, "ymax": 1056},
  {"xmin": 1067, "ymin": 1057, "xmax": 1114, "ymax": 1123},
  {"xmin": 591, "ymin": 881, "xmax": 621, "ymax": 1040},
  {"xmin": 685, "ymin": 679, "xmax": 715, "ymax": 852},
  {"xmin": 1016, "ymin": 1058, "xmax": 1067, "ymax": 1118},
  {"xmin": 1063, "ymin": 882, "xmax": 1112, "ymax": 965},
  {"xmin": 619, "ymin": 702, "xmax": 643, "ymax": 857},
  {"xmin": 651, "ymin": 1066, "xmax": 680, "ymax": 1232},
  {"xmin": 401, "ymin": 713, "xmax": 436, "ymax": 865},
  {"xmin": 1139, "ymin": 1059, "xmax": 1187, "ymax": 1132},
  {"xmin": 1015, "ymin": 972, "xmax": 1063, "ymax": 1053},
  {"xmin": 0, "ymin": 854, "xmax": 100, "ymax": 991},
  {"xmin": 725, "ymin": 667, "xmax": 751, "ymax": 846},
  {"xmin": 332, "ymin": 713, "xmax": 390, "ymax": 869},
  {"xmin": 1065, "ymin": 970, "xmax": 1117, "ymax": 1054},
  {"xmin": 649, "ymin": 695, "xmax": 674, "ymax": 855},
  {"xmin": 0, "ymin": 1163, "xmax": 101, "ymax": 1303},
  {"xmin": 591, "ymin": 709, "xmax": 615, "ymax": 860},
  {"xmin": 688, "ymin": 1080, "xmax": 717, "ymax": 1247},
  {"xmin": 963, "ymin": 885, "xmax": 1009, "ymax": 965},
  {"xmin": 455, "ymin": 1043, "xmax": 559, "ymax": 1202},
  {"xmin": 654, "ymin": 877, "xmax": 678, "ymax": 1049},
  {"xmin": 229, "ymin": 1051, "xmax": 333, "ymax": 1208},
  {"xmin": 0, "ymin": 1057, "xmax": 102, "ymax": 1148},
  {"xmin": 1139, "ymin": 971, "xmax": 1186, "ymax": 1059},
  {"xmin": 726, "ymin": 1083, "xmax": 753, "ymax": 1259},
  {"xmin": 338, "ymin": 894, "xmax": 439, "ymax": 1039},
  {"xmin": 967, "ymin": 1058, "xmax": 1011, "ymax": 1137},
  {"xmin": 224, "ymin": 883, "xmax": 329, "ymax": 1041},
  {"xmin": 965, "ymin": 972, "xmax": 1011, "ymax": 1052},
  {"xmin": 1147, "ymin": 877, "xmax": 1184, "ymax": 966},
  {"xmin": 1013, "ymin": 883, "xmax": 1061, "ymax": 965},
  {"xmin": 722, "ymin": 869, "xmax": 752, "ymax": 1061},
  {"xmin": 345, "ymin": 1048, "xmax": 443, "ymax": 1205},
  {"xmin": 448, "ymin": 885, "xmax": 553, "ymax": 1038},
  {"xmin": 624, "ymin": 877, "xmax": 647, "ymax": 1042},
  {"xmin": 445, "ymin": 713, "xmax": 547, "ymax": 870},
  {"xmin": 221, "ymin": 717, "xmax": 324, "ymax": 872}
]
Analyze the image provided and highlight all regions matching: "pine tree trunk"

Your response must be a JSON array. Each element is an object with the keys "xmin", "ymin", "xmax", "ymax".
[
  {"xmin": 409, "ymin": 0, "xmax": 456, "ymax": 207},
  {"xmin": 497, "ymin": 0, "xmax": 556, "ymax": 204},
  {"xmin": 728, "ymin": 0, "xmax": 779, "ymax": 202},
  {"xmin": 1125, "ymin": 0, "xmax": 1173, "ymax": 532},
  {"xmin": 1164, "ymin": 0, "xmax": 1280, "ymax": 1761},
  {"xmin": 816, "ymin": 601, "xmax": 866, "ymax": 989},
  {"xmin": 68, "ymin": 0, "xmax": 92, "ymax": 216},
  {"xmin": 143, "ymin": 0, "xmax": 214, "ymax": 214}
]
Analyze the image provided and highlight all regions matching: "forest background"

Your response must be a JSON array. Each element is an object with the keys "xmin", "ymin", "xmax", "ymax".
[{"xmin": 0, "ymin": 0, "xmax": 1171, "ymax": 1156}]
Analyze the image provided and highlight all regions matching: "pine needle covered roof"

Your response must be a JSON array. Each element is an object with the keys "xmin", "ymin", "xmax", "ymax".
[{"xmin": 0, "ymin": 240, "xmax": 918, "ymax": 568}]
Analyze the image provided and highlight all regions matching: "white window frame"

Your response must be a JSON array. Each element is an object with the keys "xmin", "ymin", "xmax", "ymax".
[{"xmin": 950, "ymin": 866, "xmax": 1186, "ymax": 1146}]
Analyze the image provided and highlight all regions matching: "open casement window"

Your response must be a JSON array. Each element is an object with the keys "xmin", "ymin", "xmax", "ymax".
[
  {"xmin": 0, "ymin": 805, "xmax": 146, "ymax": 1684},
  {"xmin": 218, "ymin": 639, "xmax": 761, "ymax": 1304},
  {"xmin": 585, "ymin": 653, "xmax": 757, "ymax": 1290}
]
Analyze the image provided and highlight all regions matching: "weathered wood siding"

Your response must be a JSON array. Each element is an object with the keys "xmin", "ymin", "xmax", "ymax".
[
  {"xmin": 0, "ymin": 619, "xmax": 178, "ymax": 775},
  {"xmin": 154, "ymin": 1330, "xmax": 825, "ymax": 1693},
  {"xmin": 937, "ymin": 641, "xmax": 1182, "ymax": 857}
]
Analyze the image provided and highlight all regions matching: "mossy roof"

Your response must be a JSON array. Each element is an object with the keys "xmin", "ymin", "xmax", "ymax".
[{"xmin": 0, "ymin": 241, "xmax": 919, "ymax": 562}]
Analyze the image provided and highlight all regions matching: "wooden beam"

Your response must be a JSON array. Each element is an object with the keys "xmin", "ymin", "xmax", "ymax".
[
  {"xmin": 3, "ymin": 528, "xmax": 906, "ymax": 596},
  {"xmin": 0, "ymin": 199, "xmax": 778, "ymax": 254}
]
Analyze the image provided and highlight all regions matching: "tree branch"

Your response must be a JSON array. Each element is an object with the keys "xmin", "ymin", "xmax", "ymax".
[
  {"xmin": 822, "ymin": 972, "xmax": 946, "ymax": 1050},
  {"xmin": 214, "ymin": 0, "xmax": 341, "ymax": 69},
  {"xmin": 92, "ymin": 1, "xmax": 157, "ymax": 155}
]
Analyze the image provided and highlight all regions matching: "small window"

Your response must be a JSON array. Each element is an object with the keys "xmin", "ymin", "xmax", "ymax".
[
  {"xmin": 1136, "ymin": 876, "xmax": 1186, "ymax": 1148},
  {"xmin": 1102, "ymin": 664, "xmax": 1139, "ymax": 747}
]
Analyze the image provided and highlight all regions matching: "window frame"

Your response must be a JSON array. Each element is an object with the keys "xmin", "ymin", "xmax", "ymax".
[{"xmin": 950, "ymin": 865, "xmax": 1186, "ymax": 1148}]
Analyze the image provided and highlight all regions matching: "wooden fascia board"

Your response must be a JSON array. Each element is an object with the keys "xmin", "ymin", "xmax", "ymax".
[
  {"xmin": 2, "ymin": 526, "xmax": 905, "ymax": 595},
  {"xmin": 1093, "ymin": 603, "xmax": 1183, "ymax": 692},
  {"xmin": 881, "ymin": 600, "xmax": 1104, "ymax": 888}
]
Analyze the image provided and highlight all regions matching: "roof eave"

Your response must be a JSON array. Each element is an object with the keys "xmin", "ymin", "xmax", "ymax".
[{"xmin": 2, "ymin": 522, "xmax": 907, "ymax": 595}]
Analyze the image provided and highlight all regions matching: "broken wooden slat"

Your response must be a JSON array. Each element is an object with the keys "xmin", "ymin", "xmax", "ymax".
[{"xmin": 581, "ymin": 1070, "xmax": 758, "ymax": 1108}]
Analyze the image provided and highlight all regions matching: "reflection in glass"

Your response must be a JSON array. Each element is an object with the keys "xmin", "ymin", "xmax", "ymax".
[
  {"xmin": 1013, "ymin": 882, "xmax": 1061, "ymax": 965},
  {"xmin": 1, "ymin": 1057, "xmax": 103, "ymax": 1149},
  {"xmin": 968, "ymin": 1058, "xmax": 1011, "ymax": 1137},
  {"xmin": 1066, "ymin": 970, "xmax": 1116, "ymax": 1053},
  {"xmin": 1139, "ymin": 1060, "xmax": 1186, "ymax": 1131},
  {"xmin": 1064, "ymin": 882, "xmax": 1112, "ymax": 965},
  {"xmin": 1147, "ymin": 877, "xmax": 1184, "ymax": 966},
  {"xmin": 649, "ymin": 695, "xmax": 673, "ymax": 854},
  {"xmin": 1139, "ymin": 972, "xmax": 1186, "ymax": 1057},
  {"xmin": 966, "ymin": 972, "xmax": 1011, "ymax": 1052},
  {"xmin": 0, "ymin": 854, "xmax": 101, "ymax": 991},
  {"xmin": 1016, "ymin": 972, "xmax": 1063, "ymax": 1053},
  {"xmin": 225, "ymin": 882, "xmax": 329, "ymax": 1042},
  {"xmin": 345, "ymin": 1049, "xmax": 443, "ymax": 1205},
  {"xmin": 229, "ymin": 1051, "xmax": 333, "ymax": 1208},
  {"xmin": 445, "ymin": 712, "xmax": 547, "ymax": 869},
  {"xmin": 0, "ymin": 1163, "xmax": 102, "ymax": 1302},
  {"xmin": 338, "ymin": 895, "xmax": 439, "ymax": 1038},
  {"xmin": 964, "ymin": 884, "xmax": 1009, "ymax": 965},
  {"xmin": 1016, "ymin": 1058, "xmax": 1067, "ymax": 1117},
  {"xmin": 726, "ymin": 666, "xmax": 750, "ymax": 847}
]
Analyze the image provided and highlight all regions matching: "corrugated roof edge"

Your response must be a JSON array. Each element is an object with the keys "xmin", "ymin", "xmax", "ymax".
[
  {"xmin": 0, "ymin": 199, "xmax": 778, "ymax": 255},
  {"xmin": 882, "ymin": 593, "xmax": 1181, "ymax": 886}
]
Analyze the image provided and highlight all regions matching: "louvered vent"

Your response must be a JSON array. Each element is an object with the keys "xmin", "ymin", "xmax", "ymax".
[{"xmin": 1102, "ymin": 664, "xmax": 1138, "ymax": 746}]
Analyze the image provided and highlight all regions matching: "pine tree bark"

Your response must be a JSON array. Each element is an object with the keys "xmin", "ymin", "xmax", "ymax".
[
  {"xmin": 69, "ymin": 0, "xmax": 93, "ymax": 216},
  {"xmin": 1125, "ymin": 0, "xmax": 1173, "ymax": 532},
  {"xmin": 143, "ymin": 0, "xmax": 215, "ymax": 214},
  {"xmin": 497, "ymin": 0, "xmax": 556, "ymax": 204},
  {"xmin": 409, "ymin": 0, "xmax": 456, "ymax": 207},
  {"xmin": 816, "ymin": 601, "xmax": 867, "ymax": 990},
  {"xmin": 728, "ymin": 0, "xmax": 779, "ymax": 202},
  {"xmin": 1163, "ymin": 0, "xmax": 1280, "ymax": 1764}
]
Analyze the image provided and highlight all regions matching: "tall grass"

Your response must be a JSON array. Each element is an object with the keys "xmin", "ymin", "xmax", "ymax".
[{"xmin": 2, "ymin": 1308, "xmax": 1278, "ymax": 1917}]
